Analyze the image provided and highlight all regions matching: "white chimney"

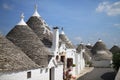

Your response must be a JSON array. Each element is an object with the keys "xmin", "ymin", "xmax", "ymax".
[
  {"xmin": 61, "ymin": 27, "xmax": 65, "ymax": 35},
  {"xmin": 52, "ymin": 27, "xmax": 59, "ymax": 54}
]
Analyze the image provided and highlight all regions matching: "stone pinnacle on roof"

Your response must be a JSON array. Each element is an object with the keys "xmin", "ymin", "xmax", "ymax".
[
  {"xmin": 17, "ymin": 13, "xmax": 27, "ymax": 25},
  {"xmin": 98, "ymin": 38, "xmax": 102, "ymax": 42},
  {"xmin": 80, "ymin": 41, "xmax": 84, "ymax": 45},
  {"xmin": 61, "ymin": 27, "xmax": 65, "ymax": 34},
  {"xmin": 32, "ymin": 4, "xmax": 40, "ymax": 17},
  {"xmin": 87, "ymin": 41, "xmax": 91, "ymax": 46}
]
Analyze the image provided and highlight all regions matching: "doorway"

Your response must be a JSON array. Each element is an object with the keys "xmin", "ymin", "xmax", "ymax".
[{"xmin": 50, "ymin": 67, "xmax": 55, "ymax": 80}]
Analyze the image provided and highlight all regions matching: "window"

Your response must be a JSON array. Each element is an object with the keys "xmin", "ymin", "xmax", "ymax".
[
  {"xmin": 61, "ymin": 56, "xmax": 65, "ymax": 63},
  {"xmin": 27, "ymin": 71, "xmax": 31, "ymax": 79},
  {"xmin": 40, "ymin": 69, "xmax": 43, "ymax": 73},
  {"xmin": 46, "ymin": 68, "xmax": 48, "ymax": 73}
]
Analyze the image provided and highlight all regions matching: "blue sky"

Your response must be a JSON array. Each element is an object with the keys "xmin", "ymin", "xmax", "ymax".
[{"xmin": 0, "ymin": 0, "xmax": 120, "ymax": 48}]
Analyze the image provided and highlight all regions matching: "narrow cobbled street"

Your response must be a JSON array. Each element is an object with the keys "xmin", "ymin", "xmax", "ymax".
[{"xmin": 77, "ymin": 68, "xmax": 116, "ymax": 80}]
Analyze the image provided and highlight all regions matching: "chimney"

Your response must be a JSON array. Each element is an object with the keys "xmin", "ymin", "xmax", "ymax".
[
  {"xmin": 52, "ymin": 27, "xmax": 59, "ymax": 54},
  {"xmin": 61, "ymin": 27, "xmax": 65, "ymax": 35}
]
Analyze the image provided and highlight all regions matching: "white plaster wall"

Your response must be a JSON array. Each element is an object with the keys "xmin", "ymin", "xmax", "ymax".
[
  {"xmin": 115, "ymin": 68, "xmax": 120, "ymax": 80},
  {"xmin": 0, "ymin": 68, "xmax": 49, "ymax": 80},
  {"xmin": 92, "ymin": 60, "xmax": 111, "ymax": 67},
  {"xmin": 66, "ymin": 49, "xmax": 76, "ymax": 76},
  {"xmin": 55, "ymin": 65, "xmax": 63, "ymax": 80},
  {"xmin": 66, "ymin": 49, "xmax": 76, "ymax": 66},
  {"xmin": 78, "ymin": 51, "xmax": 85, "ymax": 70},
  {"xmin": 48, "ymin": 58, "xmax": 57, "ymax": 68},
  {"xmin": 75, "ymin": 53, "xmax": 81, "ymax": 75}
]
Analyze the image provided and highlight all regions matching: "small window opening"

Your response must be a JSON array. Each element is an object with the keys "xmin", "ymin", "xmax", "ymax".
[
  {"xmin": 40, "ymin": 69, "xmax": 43, "ymax": 73},
  {"xmin": 27, "ymin": 71, "xmax": 31, "ymax": 79}
]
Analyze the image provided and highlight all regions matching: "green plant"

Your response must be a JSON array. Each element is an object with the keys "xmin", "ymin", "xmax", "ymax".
[
  {"xmin": 86, "ymin": 61, "xmax": 93, "ymax": 67},
  {"xmin": 72, "ymin": 64, "xmax": 76, "ymax": 67},
  {"xmin": 112, "ymin": 52, "xmax": 120, "ymax": 71}
]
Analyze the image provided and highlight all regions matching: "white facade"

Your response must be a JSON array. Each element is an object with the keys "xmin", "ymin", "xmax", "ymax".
[
  {"xmin": 66, "ymin": 49, "xmax": 76, "ymax": 76},
  {"xmin": 0, "ymin": 64, "xmax": 63, "ymax": 80},
  {"xmin": 0, "ymin": 69, "xmax": 49, "ymax": 80},
  {"xmin": 59, "ymin": 41, "xmax": 85, "ymax": 78},
  {"xmin": 54, "ymin": 65, "xmax": 63, "ymax": 80},
  {"xmin": 75, "ymin": 52, "xmax": 85, "ymax": 75},
  {"xmin": 75, "ymin": 50, "xmax": 85, "ymax": 75}
]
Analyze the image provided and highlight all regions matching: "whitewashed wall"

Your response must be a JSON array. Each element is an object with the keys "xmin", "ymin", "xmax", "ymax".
[
  {"xmin": 80, "ymin": 52, "xmax": 85, "ymax": 70},
  {"xmin": 0, "ymin": 68, "xmax": 49, "ymax": 80},
  {"xmin": 75, "ymin": 53, "xmax": 81, "ymax": 75},
  {"xmin": 66, "ymin": 49, "xmax": 76, "ymax": 59},
  {"xmin": 66, "ymin": 49, "xmax": 76, "ymax": 76},
  {"xmin": 115, "ymin": 68, "xmax": 120, "ymax": 80},
  {"xmin": 55, "ymin": 65, "xmax": 63, "ymax": 80}
]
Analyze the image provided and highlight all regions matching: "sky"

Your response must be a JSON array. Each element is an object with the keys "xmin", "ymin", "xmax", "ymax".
[{"xmin": 0, "ymin": 0, "xmax": 120, "ymax": 48}]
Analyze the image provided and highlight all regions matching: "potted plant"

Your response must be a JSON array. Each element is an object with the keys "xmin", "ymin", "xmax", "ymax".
[{"xmin": 72, "ymin": 64, "xmax": 76, "ymax": 67}]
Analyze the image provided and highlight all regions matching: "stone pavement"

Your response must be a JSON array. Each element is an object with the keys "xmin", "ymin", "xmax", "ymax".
[
  {"xmin": 77, "ymin": 68, "xmax": 116, "ymax": 80},
  {"xmin": 70, "ymin": 67, "xmax": 94, "ymax": 80},
  {"xmin": 76, "ymin": 67, "xmax": 94, "ymax": 79}
]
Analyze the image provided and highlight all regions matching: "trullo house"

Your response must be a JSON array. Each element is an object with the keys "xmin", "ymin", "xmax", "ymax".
[
  {"xmin": 0, "ymin": 34, "xmax": 40, "ymax": 80},
  {"xmin": 91, "ymin": 39, "xmax": 112, "ymax": 67}
]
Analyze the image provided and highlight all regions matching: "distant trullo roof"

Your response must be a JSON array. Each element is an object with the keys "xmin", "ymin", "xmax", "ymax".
[
  {"xmin": 76, "ymin": 43, "xmax": 91, "ymax": 62},
  {"xmin": 91, "ymin": 39, "xmax": 112, "ymax": 60},
  {"xmin": 0, "ymin": 34, "xmax": 39, "ymax": 72},
  {"xmin": 85, "ymin": 42, "xmax": 93, "ymax": 50},
  {"xmin": 6, "ymin": 13, "xmax": 50, "ymax": 67},
  {"xmin": 110, "ymin": 45, "xmax": 120, "ymax": 54},
  {"xmin": 59, "ymin": 28, "xmax": 75, "ymax": 49},
  {"xmin": 27, "ymin": 5, "xmax": 52, "ymax": 48}
]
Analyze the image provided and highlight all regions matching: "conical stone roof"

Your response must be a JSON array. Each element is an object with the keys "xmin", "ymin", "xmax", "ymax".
[
  {"xmin": 59, "ymin": 33, "xmax": 74, "ymax": 49},
  {"xmin": 27, "ymin": 16, "xmax": 53, "ymax": 48},
  {"xmin": 0, "ymin": 34, "xmax": 39, "ymax": 72},
  {"xmin": 27, "ymin": 5, "xmax": 53, "ymax": 48},
  {"xmin": 6, "ymin": 14, "xmax": 50, "ymax": 67},
  {"xmin": 86, "ymin": 43, "xmax": 93, "ymax": 50},
  {"xmin": 110, "ymin": 45, "xmax": 120, "ymax": 54},
  {"xmin": 91, "ymin": 40, "xmax": 112, "ymax": 60},
  {"xmin": 76, "ymin": 43, "xmax": 91, "ymax": 62}
]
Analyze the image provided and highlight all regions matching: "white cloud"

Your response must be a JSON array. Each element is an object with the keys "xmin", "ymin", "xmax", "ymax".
[
  {"xmin": 2, "ymin": 3, "xmax": 13, "ymax": 10},
  {"xmin": 113, "ymin": 24, "xmax": 120, "ymax": 28},
  {"xmin": 74, "ymin": 37, "xmax": 82, "ymax": 42},
  {"xmin": 96, "ymin": 1, "xmax": 120, "ymax": 16}
]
